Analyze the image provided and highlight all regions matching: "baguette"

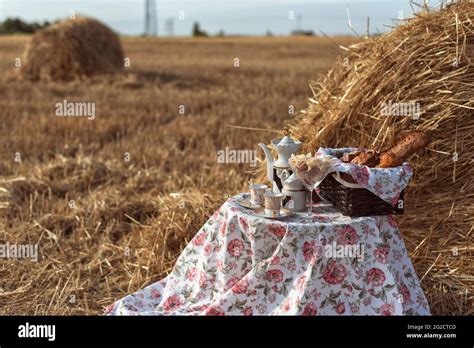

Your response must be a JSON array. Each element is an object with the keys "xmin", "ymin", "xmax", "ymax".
[
  {"xmin": 378, "ymin": 152, "xmax": 404, "ymax": 168},
  {"xmin": 377, "ymin": 130, "xmax": 431, "ymax": 168}
]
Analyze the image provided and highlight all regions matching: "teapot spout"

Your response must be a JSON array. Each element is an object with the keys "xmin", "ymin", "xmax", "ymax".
[{"xmin": 258, "ymin": 143, "xmax": 274, "ymax": 183}]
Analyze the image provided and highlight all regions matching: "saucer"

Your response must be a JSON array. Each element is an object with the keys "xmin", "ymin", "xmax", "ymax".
[
  {"xmin": 235, "ymin": 196, "xmax": 261, "ymax": 210},
  {"xmin": 253, "ymin": 208, "xmax": 294, "ymax": 220}
]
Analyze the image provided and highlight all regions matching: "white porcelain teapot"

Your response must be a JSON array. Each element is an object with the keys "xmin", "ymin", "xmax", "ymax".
[{"xmin": 258, "ymin": 130, "xmax": 302, "ymax": 192}]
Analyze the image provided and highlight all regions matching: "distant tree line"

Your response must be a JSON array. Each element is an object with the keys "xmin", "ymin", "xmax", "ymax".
[
  {"xmin": 190, "ymin": 21, "xmax": 315, "ymax": 37},
  {"xmin": 192, "ymin": 22, "xmax": 208, "ymax": 37},
  {"xmin": 291, "ymin": 29, "xmax": 315, "ymax": 36},
  {"xmin": 0, "ymin": 17, "xmax": 51, "ymax": 34}
]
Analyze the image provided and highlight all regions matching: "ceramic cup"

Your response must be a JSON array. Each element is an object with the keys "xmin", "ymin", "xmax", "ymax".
[
  {"xmin": 264, "ymin": 192, "xmax": 284, "ymax": 216},
  {"xmin": 249, "ymin": 184, "xmax": 268, "ymax": 206}
]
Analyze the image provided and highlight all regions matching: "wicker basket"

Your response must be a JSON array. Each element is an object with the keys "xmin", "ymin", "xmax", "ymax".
[{"xmin": 319, "ymin": 172, "xmax": 404, "ymax": 217}]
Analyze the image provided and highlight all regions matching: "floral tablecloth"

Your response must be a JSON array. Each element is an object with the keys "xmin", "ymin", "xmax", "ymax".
[{"xmin": 105, "ymin": 194, "xmax": 430, "ymax": 316}]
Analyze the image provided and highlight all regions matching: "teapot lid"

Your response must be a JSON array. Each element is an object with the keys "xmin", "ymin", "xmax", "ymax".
[
  {"xmin": 278, "ymin": 135, "xmax": 297, "ymax": 145},
  {"xmin": 278, "ymin": 128, "xmax": 301, "ymax": 146},
  {"xmin": 271, "ymin": 128, "xmax": 301, "ymax": 147}
]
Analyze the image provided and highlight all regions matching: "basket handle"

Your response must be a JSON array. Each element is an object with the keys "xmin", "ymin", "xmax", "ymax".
[{"xmin": 331, "ymin": 172, "xmax": 364, "ymax": 188}]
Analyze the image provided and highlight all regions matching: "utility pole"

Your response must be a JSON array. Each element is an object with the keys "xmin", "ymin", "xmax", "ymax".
[
  {"xmin": 297, "ymin": 14, "xmax": 302, "ymax": 31},
  {"xmin": 165, "ymin": 18, "xmax": 174, "ymax": 36},
  {"xmin": 144, "ymin": 0, "xmax": 158, "ymax": 36},
  {"xmin": 145, "ymin": 0, "xmax": 150, "ymax": 35}
]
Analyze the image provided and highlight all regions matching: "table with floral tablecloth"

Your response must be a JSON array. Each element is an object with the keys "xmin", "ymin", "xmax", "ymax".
[{"xmin": 105, "ymin": 193, "xmax": 430, "ymax": 316}]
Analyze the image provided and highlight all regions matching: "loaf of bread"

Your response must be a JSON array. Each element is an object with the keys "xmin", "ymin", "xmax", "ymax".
[
  {"xmin": 378, "ymin": 152, "xmax": 403, "ymax": 168},
  {"xmin": 350, "ymin": 150, "xmax": 380, "ymax": 167},
  {"xmin": 377, "ymin": 130, "xmax": 431, "ymax": 168},
  {"xmin": 341, "ymin": 151, "xmax": 362, "ymax": 163}
]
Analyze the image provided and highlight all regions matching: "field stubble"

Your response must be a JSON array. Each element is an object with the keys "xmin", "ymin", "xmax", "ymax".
[{"xmin": 0, "ymin": 36, "xmax": 354, "ymax": 314}]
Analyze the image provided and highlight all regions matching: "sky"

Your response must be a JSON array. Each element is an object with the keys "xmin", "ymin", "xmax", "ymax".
[{"xmin": 0, "ymin": 0, "xmax": 445, "ymax": 36}]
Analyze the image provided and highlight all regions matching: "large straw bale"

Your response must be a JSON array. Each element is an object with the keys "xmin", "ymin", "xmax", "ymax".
[
  {"xmin": 19, "ymin": 16, "xmax": 124, "ymax": 81},
  {"xmin": 291, "ymin": 1, "xmax": 473, "ymax": 314}
]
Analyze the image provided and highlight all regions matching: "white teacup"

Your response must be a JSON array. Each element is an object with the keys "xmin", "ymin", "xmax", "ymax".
[
  {"xmin": 249, "ymin": 184, "xmax": 267, "ymax": 206},
  {"xmin": 264, "ymin": 192, "xmax": 284, "ymax": 216}
]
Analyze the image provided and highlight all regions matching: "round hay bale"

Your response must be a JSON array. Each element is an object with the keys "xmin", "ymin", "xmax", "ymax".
[
  {"xmin": 291, "ymin": 1, "xmax": 473, "ymax": 315},
  {"xmin": 19, "ymin": 16, "xmax": 124, "ymax": 81}
]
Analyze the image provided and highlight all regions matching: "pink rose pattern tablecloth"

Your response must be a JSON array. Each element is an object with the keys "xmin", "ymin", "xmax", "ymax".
[
  {"xmin": 105, "ymin": 194, "xmax": 430, "ymax": 316},
  {"xmin": 316, "ymin": 148, "xmax": 413, "ymax": 206}
]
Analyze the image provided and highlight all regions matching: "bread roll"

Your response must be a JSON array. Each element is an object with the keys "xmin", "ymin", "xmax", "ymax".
[
  {"xmin": 341, "ymin": 151, "xmax": 362, "ymax": 163},
  {"xmin": 350, "ymin": 150, "xmax": 380, "ymax": 167}
]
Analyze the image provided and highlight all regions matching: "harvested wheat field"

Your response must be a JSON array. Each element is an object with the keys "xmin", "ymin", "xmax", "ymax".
[
  {"xmin": 291, "ymin": 1, "xmax": 473, "ymax": 315},
  {"xmin": 0, "ymin": 34, "xmax": 355, "ymax": 314},
  {"xmin": 0, "ymin": 2, "xmax": 472, "ymax": 316}
]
